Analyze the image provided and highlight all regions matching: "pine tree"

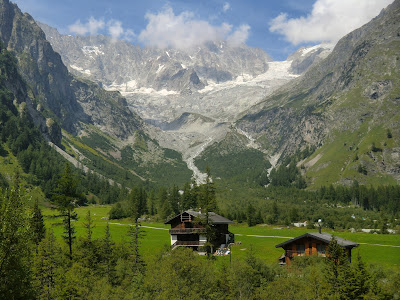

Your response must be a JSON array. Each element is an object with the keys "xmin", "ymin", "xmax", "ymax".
[
  {"xmin": 127, "ymin": 217, "xmax": 146, "ymax": 274},
  {"xmin": 53, "ymin": 163, "xmax": 80, "ymax": 260},
  {"xmin": 31, "ymin": 198, "xmax": 46, "ymax": 248},
  {"xmin": 324, "ymin": 237, "xmax": 355, "ymax": 299},
  {"xmin": 0, "ymin": 176, "xmax": 34, "ymax": 298},
  {"xmin": 33, "ymin": 230, "xmax": 63, "ymax": 299},
  {"xmin": 246, "ymin": 203, "xmax": 256, "ymax": 227},
  {"xmin": 199, "ymin": 167, "xmax": 217, "ymax": 212},
  {"xmin": 101, "ymin": 223, "xmax": 115, "ymax": 284}
]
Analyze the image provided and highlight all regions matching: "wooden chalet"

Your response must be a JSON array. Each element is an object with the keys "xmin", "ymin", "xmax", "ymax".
[
  {"xmin": 275, "ymin": 232, "xmax": 359, "ymax": 265},
  {"xmin": 165, "ymin": 210, "xmax": 234, "ymax": 250}
]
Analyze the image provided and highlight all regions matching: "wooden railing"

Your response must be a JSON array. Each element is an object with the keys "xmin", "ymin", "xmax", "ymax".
[
  {"xmin": 285, "ymin": 250, "xmax": 326, "ymax": 257},
  {"xmin": 169, "ymin": 228, "xmax": 207, "ymax": 234},
  {"xmin": 172, "ymin": 241, "xmax": 206, "ymax": 247}
]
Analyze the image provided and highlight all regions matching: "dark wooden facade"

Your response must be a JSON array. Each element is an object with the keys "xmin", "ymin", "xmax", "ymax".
[
  {"xmin": 165, "ymin": 210, "xmax": 234, "ymax": 250},
  {"xmin": 275, "ymin": 232, "xmax": 358, "ymax": 265}
]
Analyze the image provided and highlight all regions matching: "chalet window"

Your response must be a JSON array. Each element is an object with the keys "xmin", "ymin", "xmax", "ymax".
[
  {"xmin": 317, "ymin": 244, "xmax": 325, "ymax": 255},
  {"xmin": 296, "ymin": 244, "xmax": 305, "ymax": 256}
]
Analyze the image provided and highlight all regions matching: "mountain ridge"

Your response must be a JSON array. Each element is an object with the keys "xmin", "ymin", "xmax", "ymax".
[{"xmin": 237, "ymin": 0, "xmax": 400, "ymax": 187}]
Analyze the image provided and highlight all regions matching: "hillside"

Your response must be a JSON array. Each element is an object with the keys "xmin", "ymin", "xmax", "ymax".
[
  {"xmin": 237, "ymin": 0, "xmax": 400, "ymax": 188},
  {"xmin": 0, "ymin": 0, "xmax": 192, "ymax": 187}
]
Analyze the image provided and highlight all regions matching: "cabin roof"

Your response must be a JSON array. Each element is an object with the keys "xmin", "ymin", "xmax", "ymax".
[
  {"xmin": 275, "ymin": 232, "xmax": 359, "ymax": 249},
  {"xmin": 164, "ymin": 210, "xmax": 234, "ymax": 225}
]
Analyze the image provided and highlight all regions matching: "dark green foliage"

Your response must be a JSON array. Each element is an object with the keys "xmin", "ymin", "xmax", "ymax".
[
  {"xmin": 0, "ymin": 178, "xmax": 35, "ymax": 299},
  {"xmin": 387, "ymin": 129, "xmax": 392, "ymax": 138},
  {"xmin": 198, "ymin": 167, "xmax": 218, "ymax": 213},
  {"xmin": 270, "ymin": 161, "xmax": 306, "ymax": 188},
  {"xmin": 129, "ymin": 186, "xmax": 148, "ymax": 218},
  {"xmin": 127, "ymin": 218, "xmax": 146, "ymax": 274},
  {"xmin": 109, "ymin": 202, "xmax": 130, "ymax": 219},
  {"xmin": 53, "ymin": 164, "xmax": 81, "ymax": 260},
  {"xmin": 33, "ymin": 230, "xmax": 63, "ymax": 300},
  {"xmin": 371, "ymin": 142, "xmax": 382, "ymax": 152},
  {"xmin": 246, "ymin": 203, "xmax": 256, "ymax": 226},
  {"xmin": 324, "ymin": 238, "xmax": 374, "ymax": 299},
  {"xmin": 195, "ymin": 141, "xmax": 272, "ymax": 186},
  {"xmin": 31, "ymin": 199, "xmax": 46, "ymax": 247}
]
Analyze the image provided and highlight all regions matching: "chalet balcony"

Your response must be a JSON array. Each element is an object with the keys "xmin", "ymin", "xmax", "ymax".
[
  {"xmin": 285, "ymin": 250, "xmax": 326, "ymax": 257},
  {"xmin": 172, "ymin": 241, "xmax": 206, "ymax": 249},
  {"xmin": 169, "ymin": 228, "xmax": 207, "ymax": 235}
]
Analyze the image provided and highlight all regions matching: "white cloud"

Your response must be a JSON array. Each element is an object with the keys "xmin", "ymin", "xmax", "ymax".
[
  {"xmin": 227, "ymin": 24, "xmax": 250, "ymax": 46},
  {"xmin": 69, "ymin": 17, "xmax": 105, "ymax": 35},
  {"xmin": 68, "ymin": 17, "xmax": 135, "ymax": 41},
  {"xmin": 108, "ymin": 20, "xmax": 124, "ymax": 39},
  {"xmin": 138, "ymin": 6, "xmax": 249, "ymax": 49},
  {"xmin": 269, "ymin": 0, "xmax": 394, "ymax": 45},
  {"xmin": 223, "ymin": 2, "xmax": 231, "ymax": 12}
]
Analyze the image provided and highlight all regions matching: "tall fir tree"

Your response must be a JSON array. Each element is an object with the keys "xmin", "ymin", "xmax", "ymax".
[
  {"xmin": 53, "ymin": 163, "xmax": 81, "ymax": 260},
  {"xmin": 31, "ymin": 198, "xmax": 46, "ymax": 249},
  {"xmin": 33, "ymin": 230, "xmax": 63, "ymax": 300},
  {"xmin": 0, "ymin": 176, "xmax": 34, "ymax": 299}
]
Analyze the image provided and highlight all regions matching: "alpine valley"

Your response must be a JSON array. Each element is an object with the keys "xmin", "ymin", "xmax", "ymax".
[
  {"xmin": 1, "ymin": 1, "xmax": 400, "ymax": 298},
  {"xmin": 0, "ymin": 0, "xmax": 399, "ymax": 193}
]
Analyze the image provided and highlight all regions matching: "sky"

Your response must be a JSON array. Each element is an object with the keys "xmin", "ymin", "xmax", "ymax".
[{"xmin": 12, "ymin": 0, "xmax": 394, "ymax": 60}]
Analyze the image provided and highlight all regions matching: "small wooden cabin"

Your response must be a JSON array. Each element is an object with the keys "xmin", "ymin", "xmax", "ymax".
[
  {"xmin": 165, "ymin": 210, "xmax": 234, "ymax": 250},
  {"xmin": 275, "ymin": 232, "xmax": 358, "ymax": 265}
]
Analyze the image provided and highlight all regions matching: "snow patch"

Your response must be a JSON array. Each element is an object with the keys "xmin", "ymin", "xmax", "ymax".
[
  {"xmin": 156, "ymin": 64, "xmax": 165, "ymax": 74},
  {"xmin": 82, "ymin": 46, "xmax": 104, "ymax": 56},
  {"xmin": 70, "ymin": 64, "xmax": 83, "ymax": 72},
  {"xmin": 198, "ymin": 60, "xmax": 299, "ymax": 94},
  {"xmin": 70, "ymin": 65, "xmax": 91, "ymax": 75},
  {"xmin": 301, "ymin": 45, "xmax": 321, "ymax": 56}
]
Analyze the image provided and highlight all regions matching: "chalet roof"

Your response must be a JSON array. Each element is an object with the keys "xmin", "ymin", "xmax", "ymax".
[
  {"xmin": 164, "ymin": 210, "xmax": 234, "ymax": 225},
  {"xmin": 275, "ymin": 232, "xmax": 359, "ymax": 249}
]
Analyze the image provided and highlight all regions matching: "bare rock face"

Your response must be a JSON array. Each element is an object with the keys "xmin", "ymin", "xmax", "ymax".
[
  {"xmin": 287, "ymin": 45, "xmax": 332, "ymax": 74},
  {"xmin": 0, "ymin": 0, "xmax": 142, "ymax": 140},
  {"xmin": 46, "ymin": 118, "xmax": 62, "ymax": 145},
  {"xmin": 237, "ymin": 0, "xmax": 400, "ymax": 184},
  {"xmin": 364, "ymin": 80, "xmax": 393, "ymax": 99},
  {"xmin": 38, "ymin": 22, "xmax": 272, "ymax": 93}
]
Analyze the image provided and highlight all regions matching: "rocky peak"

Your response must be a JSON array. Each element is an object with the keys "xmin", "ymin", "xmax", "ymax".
[
  {"xmin": 287, "ymin": 44, "xmax": 333, "ymax": 75},
  {"xmin": 0, "ymin": 0, "xmax": 143, "ymax": 140},
  {"xmin": 37, "ymin": 23, "xmax": 272, "ymax": 93}
]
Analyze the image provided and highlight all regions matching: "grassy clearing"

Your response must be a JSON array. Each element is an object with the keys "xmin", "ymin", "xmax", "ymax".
[{"xmin": 42, "ymin": 205, "xmax": 400, "ymax": 269}]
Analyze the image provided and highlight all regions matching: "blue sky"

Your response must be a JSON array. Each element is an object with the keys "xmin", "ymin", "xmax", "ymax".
[{"xmin": 12, "ymin": 0, "xmax": 393, "ymax": 60}]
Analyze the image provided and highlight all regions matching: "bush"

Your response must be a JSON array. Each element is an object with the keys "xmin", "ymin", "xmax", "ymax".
[{"xmin": 109, "ymin": 202, "xmax": 130, "ymax": 219}]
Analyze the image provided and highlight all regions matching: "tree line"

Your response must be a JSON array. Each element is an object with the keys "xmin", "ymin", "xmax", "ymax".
[{"xmin": 1, "ymin": 174, "xmax": 398, "ymax": 299}]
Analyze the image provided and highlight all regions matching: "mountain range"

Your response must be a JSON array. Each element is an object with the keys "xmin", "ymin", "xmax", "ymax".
[{"xmin": 0, "ymin": 0, "xmax": 399, "ymax": 189}]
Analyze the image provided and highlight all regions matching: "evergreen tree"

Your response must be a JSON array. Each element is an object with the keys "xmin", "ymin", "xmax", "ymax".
[
  {"xmin": 199, "ymin": 167, "xmax": 217, "ymax": 212},
  {"xmin": 324, "ymin": 237, "xmax": 359, "ymax": 299},
  {"xmin": 100, "ymin": 223, "xmax": 116, "ymax": 284},
  {"xmin": 271, "ymin": 201, "xmax": 279, "ymax": 224},
  {"xmin": 31, "ymin": 198, "xmax": 46, "ymax": 249},
  {"xmin": 246, "ymin": 203, "xmax": 256, "ymax": 227},
  {"xmin": 33, "ymin": 230, "xmax": 63, "ymax": 299},
  {"xmin": 0, "ymin": 177, "xmax": 34, "ymax": 298},
  {"xmin": 127, "ymin": 217, "xmax": 146, "ymax": 274},
  {"xmin": 53, "ymin": 164, "xmax": 81, "ymax": 260}
]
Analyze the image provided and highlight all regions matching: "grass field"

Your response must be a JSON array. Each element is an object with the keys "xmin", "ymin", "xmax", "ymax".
[{"xmin": 42, "ymin": 205, "xmax": 400, "ymax": 269}]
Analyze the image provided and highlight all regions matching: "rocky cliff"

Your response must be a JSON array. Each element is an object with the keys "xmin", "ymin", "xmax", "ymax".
[
  {"xmin": 0, "ymin": 0, "xmax": 192, "ymax": 186},
  {"xmin": 38, "ymin": 22, "xmax": 272, "ymax": 93},
  {"xmin": 0, "ymin": 0, "xmax": 142, "ymax": 138},
  {"xmin": 238, "ymin": 0, "xmax": 400, "ymax": 186}
]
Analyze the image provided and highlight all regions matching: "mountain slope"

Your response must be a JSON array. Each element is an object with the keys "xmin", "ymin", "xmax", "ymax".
[
  {"xmin": 0, "ymin": 0, "xmax": 192, "ymax": 186},
  {"xmin": 38, "ymin": 22, "xmax": 272, "ymax": 92},
  {"xmin": 238, "ymin": 0, "xmax": 400, "ymax": 187}
]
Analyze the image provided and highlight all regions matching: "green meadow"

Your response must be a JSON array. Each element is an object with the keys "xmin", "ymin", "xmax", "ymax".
[{"xmin": 43, "ymin": 205, "xmax": 400, "ymax": 269}]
